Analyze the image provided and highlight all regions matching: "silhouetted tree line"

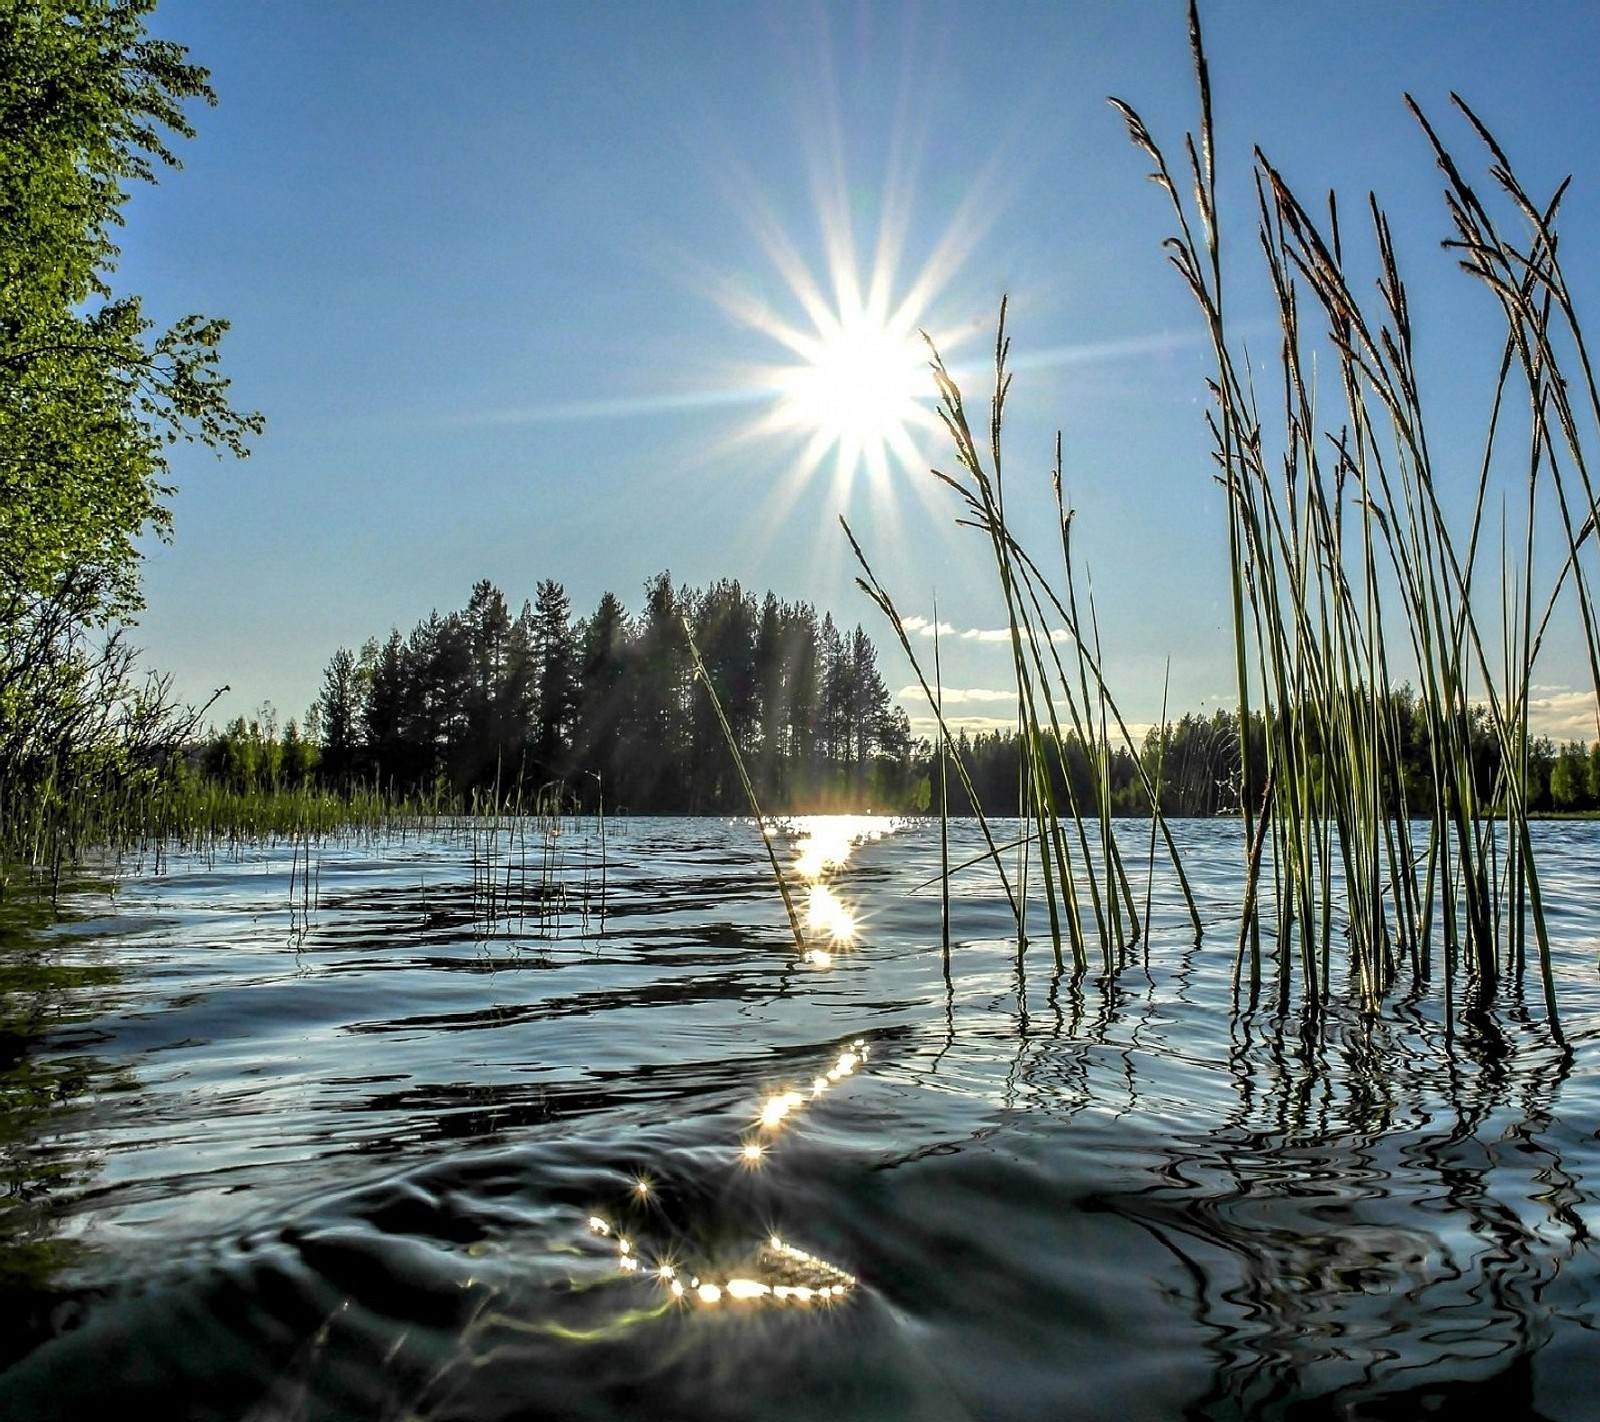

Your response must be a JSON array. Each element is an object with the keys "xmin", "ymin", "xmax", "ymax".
[
  {"xmin": 199, "ymin": 625, "xmax": 1599, "ymax": 820},
  {"xmin": 238, "ymin": 574, "xmax": 917, "ymax": 813}
]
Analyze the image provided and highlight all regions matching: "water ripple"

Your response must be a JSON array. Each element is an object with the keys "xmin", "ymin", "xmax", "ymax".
[{"xmin": 4, "ymin": 816, "xmax": 1600, "ymax": 1418}]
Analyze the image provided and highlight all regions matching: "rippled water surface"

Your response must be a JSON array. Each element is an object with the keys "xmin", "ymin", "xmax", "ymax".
[{"xmin": 4, "ymin": 815, "xmax": 1600, "ymax": 1420}]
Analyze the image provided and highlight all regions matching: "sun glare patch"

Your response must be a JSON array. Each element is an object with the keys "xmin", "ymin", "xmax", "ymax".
[{"xmin": 583, "ymin": 1037, "xmax": 872, "ymax": 1311}]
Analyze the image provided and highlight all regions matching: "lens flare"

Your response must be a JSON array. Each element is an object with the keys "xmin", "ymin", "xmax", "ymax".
[
  {"xmin": 716, "ymin": 122, "xmax": 992, "ymax": 527},
  {"xmin": 768, "ymin": 294, "xmax": 934, "ymax": 484}
]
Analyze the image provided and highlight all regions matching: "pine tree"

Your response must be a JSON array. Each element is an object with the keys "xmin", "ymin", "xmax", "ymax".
[
  {"xmin": 572, "ymin": 590, "xmax": 631, "ymax": 806},
  {"xmin": 315, "ymin": 646, "xmax": 360, "ymax": 787},
  {"xmin": 530, "ymin": 580, "xmax": 577, "ymax": 785}
]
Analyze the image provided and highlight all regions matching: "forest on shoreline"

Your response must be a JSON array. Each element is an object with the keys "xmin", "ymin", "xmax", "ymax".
[
  {"xmin": 202, "ymin": 575, "xmax": 918, "ymax": 815},
  {"xmin": 192, "ymin": 574, "xmax": 1600, "ymax": 821}
]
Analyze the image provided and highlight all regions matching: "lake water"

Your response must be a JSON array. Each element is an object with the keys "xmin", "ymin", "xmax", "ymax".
[{"xmin": 2, "ymin": 814, "xmax": 1598, "ymax": 1420}]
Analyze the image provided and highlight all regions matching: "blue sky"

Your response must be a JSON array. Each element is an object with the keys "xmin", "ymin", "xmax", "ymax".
[{"xmin": 121, "ymin": 0, "xmax": 1600, "ymax": 741}]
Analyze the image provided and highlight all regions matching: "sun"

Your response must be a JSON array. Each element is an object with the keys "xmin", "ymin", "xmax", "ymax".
[
  {"xmin": 766, "ymin": 284, "xmax": 935, "ymax": 491},
  {"xmin": 713, "ymin": 170, "xmax": 983, "ymax": 510}
]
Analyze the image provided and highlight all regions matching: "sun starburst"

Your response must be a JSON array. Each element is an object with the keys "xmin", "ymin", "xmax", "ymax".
[
  {"xmin": 759, "ymin": 276, "xmax": 937, "ymax": 493},
  {"xmin": 712, "ymin": 140, "xmax": 991, "ymax": 523}
]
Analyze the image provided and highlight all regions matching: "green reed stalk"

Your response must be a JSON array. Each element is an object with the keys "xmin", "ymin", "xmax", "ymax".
[
  {"xmin": 934, "ymin": 604, "xmax": 951, "ymax": 959},
  {"xmin": 1145, "ymin": 664, "xmax": 1172, "ymax": 952},
  {"xmin": 842, "ymin": 519, "xmax": 1021, "ymax": 927},
  {"xmin": 680, "ymin": 615, "xmax": 805, "ymax": 954},
  {"xmin": 848, "ymin": 298, "xmax": 1202, "ymax": 971},
  {"xmin": 1110, "ymin": 0, "xmax": 1597, "ymax": 1025},
  {"xmin": 928, "ymin": 317, "xmax": 1093, "ymax": 966},
  {"xmin": 982, "ymin": 497, "xmax": 1202, "ymax": 938}
]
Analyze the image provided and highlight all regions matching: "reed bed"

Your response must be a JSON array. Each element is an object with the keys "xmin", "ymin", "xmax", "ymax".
[
  {"xmin": 458, "ymin": 782, "xmax": 609, "ymax": 937},
  {"xmin": 0, "ymin": 768, "xmax": 457, "ymax": 900},
  {"xmin": 1, "ymin": 756, "xmax": 617, "ymax": 963},
  {"xmin": 1112, "ymin": 0, "xmax": 1600, "ymax": 1021},
  {"xmin": 855, "ymin": 1, "xmax": 1598, "ymax": 1027}
]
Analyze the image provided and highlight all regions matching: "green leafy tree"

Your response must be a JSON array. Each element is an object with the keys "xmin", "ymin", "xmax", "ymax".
[
  {"xmin": 0, "ymin": 0, "xmax": 260, "ymax": 616},
  {"xmin": 280, "ymin": 717, "xmax": 313, "ymax": 789},
  {"xmin": 0, "ymin": 1, "xmax": 259, "ymax": 829},
  {"xmin": 1550, "ymin": 741, "xmax": 1592, "ymax": 812}
]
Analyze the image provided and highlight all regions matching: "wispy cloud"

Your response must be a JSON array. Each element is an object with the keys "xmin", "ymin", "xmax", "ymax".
[
  {"xmin": 896, "ymin": 685, "xmax": 1014, "ymax": 706},
  {"xmin": 898, "ymin": 614, "xmax": 1070, "ymax": 644},
  {"xmin": 435, "ymin": 385, "xmax": 772, "ymax": 428},
  {"xmin": 1006, "ymin": 328, "xmax": 1211, "ymax": 374},
  {"xmin": 895, "ymin": 679, "xmax": 1016, "ymax": 739},
  {"xmin": 906, "ymin": 712, "xmax": 1018, "ymax": 738}
]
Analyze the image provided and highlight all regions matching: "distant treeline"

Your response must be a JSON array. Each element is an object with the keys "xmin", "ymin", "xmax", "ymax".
[
  {"xmin": 196, "ymin": 594, "xmax": 1600, "ymax": 819},
  {"xmin": 199, "ymin": 575, "xmax": 918, "ymax": 814},
  {"xmin": 947, "ymin": 690, "xmax": 1600, "ymax": 818}
]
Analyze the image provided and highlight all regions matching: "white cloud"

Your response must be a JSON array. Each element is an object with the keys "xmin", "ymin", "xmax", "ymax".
[
  {"xmin": 907, "ymin": 713, "xmax": 1018, "ymax": 738},
  {"xmin": 955, "ymin": 625, "xmax": 1073, "ymax": 644},
  {"xmin": 1526, "ymin": 688, "xmax": 1600, "ymax": 741},
  {"xmin": 900, "ymin": 615, "xmax": 957, "ymax": 638}
]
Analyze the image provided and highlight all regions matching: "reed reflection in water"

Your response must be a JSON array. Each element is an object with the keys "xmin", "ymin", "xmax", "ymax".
[{"xmin": 1, "ymin": 816, "xmax": 1599, "ymax": 1419}]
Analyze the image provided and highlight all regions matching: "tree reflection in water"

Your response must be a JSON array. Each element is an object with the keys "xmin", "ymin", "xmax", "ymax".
[{"xmin": 0, "ymin": 880, "xmax": 131, "ymax": 1368}]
